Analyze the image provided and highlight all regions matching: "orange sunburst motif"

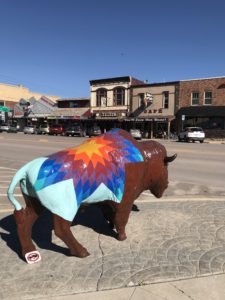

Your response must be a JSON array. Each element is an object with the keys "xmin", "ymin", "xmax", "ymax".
[{"xmin": 68, "ymin": 137, "xmax": 116, "ymax": 168}]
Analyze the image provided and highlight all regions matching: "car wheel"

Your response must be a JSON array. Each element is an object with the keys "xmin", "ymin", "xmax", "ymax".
[{"xmin": 200, "ymin": 140, "xmax": 204, "ymax": 143}]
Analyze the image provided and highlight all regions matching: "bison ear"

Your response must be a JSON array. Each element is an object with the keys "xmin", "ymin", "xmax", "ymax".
[{"xmin": 164, "ymin": 153, "xmax": 177, "ymax": 164}]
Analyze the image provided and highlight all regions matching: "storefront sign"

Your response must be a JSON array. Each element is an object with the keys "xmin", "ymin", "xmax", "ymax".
[{"xmin": 100, "ymin": 112, "xmax": 117, "ymax": 117}]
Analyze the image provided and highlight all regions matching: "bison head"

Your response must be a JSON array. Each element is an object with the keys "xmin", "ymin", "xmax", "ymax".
[{"xmin": 141, "ymin": 141, "xmax": 177, "ymax": 198}]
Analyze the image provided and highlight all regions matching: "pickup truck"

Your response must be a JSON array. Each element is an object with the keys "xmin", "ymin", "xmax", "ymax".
[{"xmin": 178, "ymin": 127, "xmax": 205, "ymax": 143}]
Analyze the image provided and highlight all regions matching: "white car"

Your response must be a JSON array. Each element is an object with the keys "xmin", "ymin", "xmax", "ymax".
[
  {"xmin": 129, "ymin": 129, "xmax": 142, "ymax": 140},
  {"xmin": 178, "ymin": 127, "xmax": 205, "ymax": 143},
  {"xmin": 23, "ymin": 125, "xmax": 37, "ymax": 134}
]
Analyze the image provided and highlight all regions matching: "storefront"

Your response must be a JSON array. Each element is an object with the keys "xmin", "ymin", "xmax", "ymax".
[{"xmin": 176, "ymin": 106, "xmax": 225, "ymax": 138}]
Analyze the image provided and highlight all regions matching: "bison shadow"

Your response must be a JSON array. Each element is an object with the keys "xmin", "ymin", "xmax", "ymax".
[{"xmin": 0, "ymin": 205, "xmax": 117, "ymax": 261}]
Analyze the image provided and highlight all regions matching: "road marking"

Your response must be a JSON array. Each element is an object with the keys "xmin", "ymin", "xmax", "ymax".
[
  {"xmin": 0, "ymin": 208, "xmax": 14, "ymax": 213},
  {"xmin": 0, "ymin": 167, "xmax": 17, "ymax": 171},
  {"xmin": 0, "ymin": 193, "xmax": 22, "ymax": 197},
  {"xmin": 0, "ymin": 186, "xmax": 20, "ymax": 188}
]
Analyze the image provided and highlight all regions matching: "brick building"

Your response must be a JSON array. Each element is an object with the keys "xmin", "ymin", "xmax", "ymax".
[{"xmin": 176, "ymin": 77, "xmax": 225, "ymax": 137}]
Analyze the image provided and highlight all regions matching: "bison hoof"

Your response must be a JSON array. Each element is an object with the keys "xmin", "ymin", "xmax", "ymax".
[
  {"xmin": 117, "ymin": 233, "xmax": 127, "ymax": 241},
  {"xmin": 71, "ymin": 248, "xmax": 90, "ymax": 258}
]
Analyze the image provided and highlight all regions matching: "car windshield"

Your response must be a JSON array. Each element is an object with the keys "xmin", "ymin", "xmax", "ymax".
[
  {"xmin": 130, "ymin": 129, "xmax": 140, "ymax": 133},
  {"xmin": 52, "ymin": 125, "xmax": 61, "ymax": 128},
  {"xmin": 190, "ymin": 127, "xmax": 203, "ymax": 132}
]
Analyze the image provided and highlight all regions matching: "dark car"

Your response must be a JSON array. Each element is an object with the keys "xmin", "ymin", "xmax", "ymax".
[
  {"xmin": 49, "ymin": 124, "xmax": 65, "ymax": 135},
  {"xmin": 65, "ymin": 125, "xmax": 86, "ymax": 137},
  {"xmin": 87, "ymin": 126, "xmax": 102, "ymax": 137}
]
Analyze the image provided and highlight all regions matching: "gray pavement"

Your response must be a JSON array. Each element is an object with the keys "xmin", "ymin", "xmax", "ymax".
[
  {"xmin": 1, "ymin": 141, "xmax": 225, "ymax": 300},
  {"xmin": 1, "ymin": 196, "xmax": 225, "ymax": 299}
]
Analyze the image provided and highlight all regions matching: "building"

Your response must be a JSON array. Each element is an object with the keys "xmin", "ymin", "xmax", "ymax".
[
  {"xmin": 47, "ymin": 98, "xmax": 91, "ymax": 126},
  {"xmin": 0, "ymin": 82, "xmax": 59, "ymax": 124},
  {"xmin": 130, "ymin": 81, "xmax": 179, "ymax": 138},
  {"xmin": 177, "ymin": 76, "xmax": 225, "ymax": 137},
  {"xmin": 89, "ymin": 76, "xmax": 145, "ymax": 131}
]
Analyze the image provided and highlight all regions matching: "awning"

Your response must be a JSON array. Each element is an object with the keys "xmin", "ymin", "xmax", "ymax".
[
  {"xmin": 48, "ymin": 108, "xmax": 91, "ymax": 119},
  {"xmin": 177, "ymin": 106, "xmax": 225, "ymax": 117},
  {"xmin": 0, "ymin": 106, "xmax": 10, "ymax": 112}
]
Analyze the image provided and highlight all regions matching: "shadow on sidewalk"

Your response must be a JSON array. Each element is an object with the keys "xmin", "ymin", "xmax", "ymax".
[{"xmin": 0, "ymin": 205, "xmax": 117, "ymax": 261}]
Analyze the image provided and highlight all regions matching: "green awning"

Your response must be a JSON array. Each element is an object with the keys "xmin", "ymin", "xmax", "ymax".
[{"xmin": 0, "ymin": 106, "xmax": 10, "ymax": 112}]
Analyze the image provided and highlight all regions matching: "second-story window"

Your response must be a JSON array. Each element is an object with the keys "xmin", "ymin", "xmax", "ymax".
[
  {"xmin": 162, "ymin": 91, "xmax": 169, "ymax": 109},
  {"xmin": 191, "ymin": 92, "xmax": 199, "ymax": 105},
  {"xmin": 113, "ymin": 87, "xmax": 125, "ymax": 106},
  {"xmin": 138, "ymin": 93, "xmax": 145, "ymax": 107},
  {"xmin": 96, "ymin": 89, "xmax": 107, "ymax": 107},
  {"xmin": 204, "ymin": 91, "xmax": 212, "ymax": 105}
]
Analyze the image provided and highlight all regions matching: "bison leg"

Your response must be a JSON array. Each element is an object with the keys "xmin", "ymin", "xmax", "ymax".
[
  {"xmin": 114, "ymin": 200, "xmax": 134, "ymax": 241},
  {"xmin": 53, "ymin": 214, "xmax": 90, "ymax": 258},
  {"xmin": 14, "ymin": 195, "xmax": 44, "ymax": 259}
]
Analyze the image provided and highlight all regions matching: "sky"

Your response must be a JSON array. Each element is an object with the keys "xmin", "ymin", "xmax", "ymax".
[{"xmin": 0, "ymin": 0, "xmax": 225, "ymax": 98}]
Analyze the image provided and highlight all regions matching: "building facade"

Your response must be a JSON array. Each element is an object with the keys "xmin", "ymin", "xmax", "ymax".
[
  {"xmin": 131, "ymin": 81, "xmax": 179, "ymax": 138},
  {"xmin": 89, "ymin": 76, "xmax": 145, "ymax": 131},
  {"xmin": 177, "ymin": 77, "xmax": 225, "ymax": 137},
  {"xmin": 0, "ymin": 82, "xmax": 59, "ymax": 124}
]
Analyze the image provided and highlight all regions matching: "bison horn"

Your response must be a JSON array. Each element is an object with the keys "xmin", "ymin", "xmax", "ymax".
[{"xmin": 164, "ymin": 153, "xmax": 177, "ymax": 164}]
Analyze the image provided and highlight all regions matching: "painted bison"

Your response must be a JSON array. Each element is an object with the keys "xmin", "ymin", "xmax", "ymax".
[{"xmin": 7, "ymin": 128, "xmax": 176, "ymax": 263}]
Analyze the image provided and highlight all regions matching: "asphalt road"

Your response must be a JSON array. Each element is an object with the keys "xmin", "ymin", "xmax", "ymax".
[{"xmin": 0, "ymin": 132, "xmax": 225, "ymax": 209}]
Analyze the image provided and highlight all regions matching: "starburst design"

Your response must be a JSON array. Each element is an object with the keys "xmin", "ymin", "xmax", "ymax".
[{"xmin": 34, "ymin": 129, "xmax": 144, "ymax": 204}]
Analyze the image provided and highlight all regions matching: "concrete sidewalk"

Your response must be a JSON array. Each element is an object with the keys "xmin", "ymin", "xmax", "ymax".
[
  {"xmin": 52, "ymin": 274, "xmax": 225, "ymax": 300},
  {"xmin": 1, "ymin": 197, "xmax": 225, "ymax": 300}
]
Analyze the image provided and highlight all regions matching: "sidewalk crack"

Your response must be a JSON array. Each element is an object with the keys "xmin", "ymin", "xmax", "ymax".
[
  {"xmin": 96, "ymin": 233, "xmax": 104, "ymax": 291},
  {"xmin": 170, "ymin": 283, "xmax": 195, "ymax": 300}
]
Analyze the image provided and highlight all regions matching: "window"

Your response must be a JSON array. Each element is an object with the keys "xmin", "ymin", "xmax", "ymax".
[
  {"xmin": 113, "ymin": 87, "xmax": 125, "ymax": 106},
  {"xmin": 138, "ymin": 93, "xmax": 145, "ymax": 107},
  {"xmin": 0, "ymin": 101, "xmax": 4, "ymax": 106},
  {"xmin": 191, "ymin": 92, "xmax": 199, "ymax": 105},
  {"xmin": 204, "ymin": 91, "xmax": 212, "ymax": 105},
  {"xmin": 96, "ymin": 89, "xmax": 107, "ymax": 107},
  {"xmin": 162, "ymin": 91, "xmax": 169, "ymax": 109}
]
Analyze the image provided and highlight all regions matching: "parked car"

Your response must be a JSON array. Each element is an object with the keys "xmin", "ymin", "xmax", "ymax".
[
  {"xmin": 49, "ymin": 124, "xmax": 65, "ymax": 135},
  {"xmin": 65, "ymin": 125, "xmax": 86, "ymax": 137},
  {"xmin": 8, "ymin": 125, "xmax": 18, "ymax": 133},
  {"xmin": 37, "ymin": 124, "xmax": 50, "ymax": 135},
  {"xmin": 87, "ymin": 126, "xmax": 102, "ymax": 137},
  {"xmin": 129, "ymin": 129, "xmax": 142, "ymax": 140},
  {"xmin": 0, "ymin": 123, "xmax": 10, "ymax": 132},
  {"xmin": 178, "ymin": 127, "xmax": 205, "ymax": 143},
  {"xmin": 23, "ymin": 125, "xmax": 37, "ymax": 134}
]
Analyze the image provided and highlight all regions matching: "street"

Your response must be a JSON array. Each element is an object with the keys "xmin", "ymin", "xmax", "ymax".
[
  {"xmin": 1, "ymin": 133, "xmax": 225, "ymax": 299},
  {"xmin": 0, "ymin": 132, "xmax": 225, "ymax": 203}
]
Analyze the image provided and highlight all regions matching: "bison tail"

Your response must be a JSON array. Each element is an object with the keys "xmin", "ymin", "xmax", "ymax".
[{"xmin": 7, "ymin": 163, "xmax": 30, "ymax": 211}]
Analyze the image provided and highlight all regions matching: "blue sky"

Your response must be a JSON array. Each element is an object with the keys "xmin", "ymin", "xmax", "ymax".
[{"xmin": 0, "ymin": 0, "xmax": 225, "ymax": 98}]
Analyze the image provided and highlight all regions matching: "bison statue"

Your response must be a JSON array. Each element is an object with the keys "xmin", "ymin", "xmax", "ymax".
[{"xmin": 7, "ymin": 128, "xmax": 176, "ymax": 263}]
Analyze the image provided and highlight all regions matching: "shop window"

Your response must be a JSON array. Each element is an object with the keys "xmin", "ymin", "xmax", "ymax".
[
  {"xmin": 113, "ymin": 87, "xmax": 125, "ymax": 106},
  {"xmin": 191, "ymin": 92, "xmax": 199, "ymax": 105},
  {"xmin": 96, "ymin": 89, "xmax": 107, "ymax": 107},
  {"xmin": 204, "ymin": 91, "xmax": 212, "ymax": 105},
  {"xmin": 162, "ymin": 91, "xmax": 169, "ymax": 109}
]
